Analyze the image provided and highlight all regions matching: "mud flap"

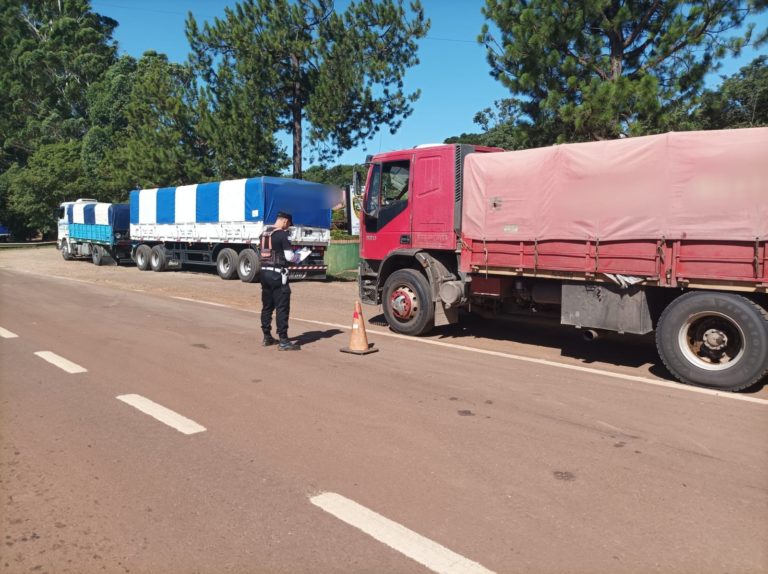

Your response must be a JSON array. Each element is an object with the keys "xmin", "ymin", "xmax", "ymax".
[{"xmin": 434, "ymin": 301, "xmax": 459, "ymax": 327}]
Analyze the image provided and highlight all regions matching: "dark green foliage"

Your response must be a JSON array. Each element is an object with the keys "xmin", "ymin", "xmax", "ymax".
[
  {"xmin": 186, "ymin": 0, "xmax": 429, "ymax": 177},
  {"xmin": 0, "ymin": 0, "xmax": 118, "ymax": 235},
  {"xmin": 303, "ymin": 163, "xmax": 364, "ymax": 187},
  {"xmin": 479, "ymin": 0, "xmax": 764, "ymax": 144},
  {"xmin": 0, "ymin": 0, "xmax": 117, "ymax": 169},
  {"xmin": 2, "ymin": 141, "xmax": 89, "ymax": 237},
  {"xmin": 697, "ymin": 56, "xmax": 768, "ymax": 129},
  {"xmin": 108, "ymin": 52, "xmax": 207, "ymax": 191}
]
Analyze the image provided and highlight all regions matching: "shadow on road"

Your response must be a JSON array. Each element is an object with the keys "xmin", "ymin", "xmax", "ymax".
[
  {"xmin": 295, "ymin": 329, "xmax": 344, "ymax": 347},
  {"xmin": 366, "ymin": 312, "xmax": 767, "ymax": 394}
]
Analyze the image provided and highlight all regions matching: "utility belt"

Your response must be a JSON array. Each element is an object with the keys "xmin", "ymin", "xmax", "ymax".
[{"xmin": 262, "ymin": 266, "xmax": 289, "ymax": 285}]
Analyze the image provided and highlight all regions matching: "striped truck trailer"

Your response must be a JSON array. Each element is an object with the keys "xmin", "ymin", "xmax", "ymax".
[
  {"xmin": 57, "ymin": 199, "xmax": 132, "ymax": 265},
  {"xmin": 129, "ymin": 176, "xmax": 335, "ymax": 281}
]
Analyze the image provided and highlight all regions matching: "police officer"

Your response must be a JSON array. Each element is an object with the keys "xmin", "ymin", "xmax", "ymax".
[{"xmin": 259, "ymin": 211, "xmax": 310, "ymax": 351}]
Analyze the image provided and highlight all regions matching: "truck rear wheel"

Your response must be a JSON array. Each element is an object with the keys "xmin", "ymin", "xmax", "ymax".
[
  {"xmin": 92, "ymin": 245, "xmax": 103, "ymax": 266},
  {"xmin": 216, "ymin": 248, "xmax": 239, "ymax": 280},
  {"xmin": 382, "ymin": 269, "xmax": 435, "ymax": 336},
  {"xmin": 237, "ymin": 249, "xmax": 260, "ymax": 282},
  {"xmin": 656, "ymin": 292, "xmax": 768, "ymax": 391},
  {"xmin": 135, "ymin": 244, "xmax": 151, "ymax": 271},
  {"xmin": 150, "ymin": 245, "xmax": 168, "ymax": 272}
]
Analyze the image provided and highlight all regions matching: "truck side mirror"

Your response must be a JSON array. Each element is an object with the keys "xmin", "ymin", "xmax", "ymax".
[{"xmin": 352, "ymin": 169, "xmax": 361, "ymax": 197}]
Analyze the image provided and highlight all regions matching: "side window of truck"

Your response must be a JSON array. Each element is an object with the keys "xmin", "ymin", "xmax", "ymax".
[{"xmin": 381, "ymin": 161, "xmax": 410, "ymax": 206}]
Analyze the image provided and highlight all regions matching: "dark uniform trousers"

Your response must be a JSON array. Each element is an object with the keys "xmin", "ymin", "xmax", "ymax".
[{"xmin": 260, "ymin": 270, "xmax": 291, "ymax": 338}]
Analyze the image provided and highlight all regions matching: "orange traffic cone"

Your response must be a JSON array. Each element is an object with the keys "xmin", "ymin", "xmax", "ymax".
[{"xmin": 340, "ymin": 300, "xmax": 379, "ymax": 355}]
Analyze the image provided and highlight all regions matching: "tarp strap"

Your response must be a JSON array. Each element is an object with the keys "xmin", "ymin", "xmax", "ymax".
[
  {"xmin": 656, "ymin": 237, "xmax": 666, "ymax": 279},
  {"xmin": 594, "ymin": 238, "xmax": 600, "ymax": 273},
  {"xmin": 483, "ymin": 238, "xmax": 488, "ymax": 278},
  {"xmin": 755, "ymin": 237, "xmax": 761, "ymax": 278}
]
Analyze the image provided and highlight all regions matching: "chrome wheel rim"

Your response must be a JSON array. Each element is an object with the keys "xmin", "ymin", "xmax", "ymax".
[
  {"xmin": 678, "ymin": 311, "xmax": 745, "ymax": 371},
  {"xmin": 390, "ymin": 285, "xmax": 419, "ymax": 322}
]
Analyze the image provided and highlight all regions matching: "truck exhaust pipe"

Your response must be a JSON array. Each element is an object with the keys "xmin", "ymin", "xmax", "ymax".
[{"xmin": 582, "ymin": 329, "xmax": 600, "ymax": 342}]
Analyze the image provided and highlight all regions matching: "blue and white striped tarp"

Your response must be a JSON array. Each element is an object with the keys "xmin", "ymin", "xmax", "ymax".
[
  {"xmin": 65, "ymin": 203, "xmax": 130, "ymax": 230},
  {"xmin": 130, "ymin": 177, "xmax": 334, "ymax": 227},
  {"xmin": 129, "ymin": 176, "xmax": 335, "ymax": 243}
]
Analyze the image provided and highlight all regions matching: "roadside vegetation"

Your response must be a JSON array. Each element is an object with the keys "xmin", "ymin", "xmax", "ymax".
[{"xmin": 1, "ymin": 0, "xmax": 765, "ymax": 240}]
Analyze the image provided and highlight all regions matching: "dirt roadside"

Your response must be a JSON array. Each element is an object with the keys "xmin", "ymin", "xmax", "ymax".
[{"xmin": 0, "ymin": 246, "xmax": 359, "ymax": 322}]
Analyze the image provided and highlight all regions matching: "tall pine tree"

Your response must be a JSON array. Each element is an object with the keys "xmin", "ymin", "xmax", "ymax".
[
  {"xmin": 186, "ymin": 0, "xmax": 429, "ymax": 178},
  {"xmin": 480, "ymin": 0, "xmax": 765, "ymax": 144}
]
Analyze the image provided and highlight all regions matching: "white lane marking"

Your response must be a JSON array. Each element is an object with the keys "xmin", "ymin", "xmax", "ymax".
[
  {"xmin": 33, "ymin": 351, "xmax": 87, "ymax": 374},
  {"xmin": 105, "ymin": 294, "xmax": 768, "ymax": 406},
  {"xmin": 48, "ymin": 275, "xmax": 93, "ymax": 285},
  {"xmin": 171, "ymin": 296, "xmax": 228, "ymax": 308},
  {"xmin": 310, "ymin": 492, "xmax": 495, "ymax": 574},
  {"xmin": 293, "ymin": 318, "xmax": 768, "ymax": 406},
  {"xmin": 0, "ymin": 327, "xmax": 19, "ymax": 338},
  {"xmin": 116, "ymin": 394, "xmax": 206, "ymax": 435}
]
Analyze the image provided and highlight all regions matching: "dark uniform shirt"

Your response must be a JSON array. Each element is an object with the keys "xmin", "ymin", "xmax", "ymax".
[{"xmin": 263, "ymin": 228, "xmax": 293, "ymax": 267}]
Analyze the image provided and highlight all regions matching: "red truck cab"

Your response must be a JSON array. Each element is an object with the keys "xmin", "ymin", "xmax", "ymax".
[
  {"xmin": 361, "ymin": 144, "xmax": 500, "ymax": 259},
  {"xmin": 359, "ymin": 144, "xmax": 501, "ymax": 314}
]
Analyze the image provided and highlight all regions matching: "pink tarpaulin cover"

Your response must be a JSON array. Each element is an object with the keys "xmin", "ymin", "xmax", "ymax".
[{"xmin": 462, "ymin": 128, "xmax": 768, "ymax": 242}]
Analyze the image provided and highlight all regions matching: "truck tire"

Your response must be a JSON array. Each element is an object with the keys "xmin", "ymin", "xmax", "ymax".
[
  {"xmin": 216, "ymin": 248, "xmax": 239, "ymax": 280},
  {"xmin": 135, "ymin": 244, "xmax": 151, "ymax": 271},
  {"xmin": 237, "ymin": 249, "xmax": 261, "ymax": 283},
  {"xmin": 61, "ymin": 241, "xmax": 73, "ymax": 261},
  {"xmin": 656, "ymin": 292, "xmax": 768, "ymax": 391},
  {"xmin": 382, "ymin": 269, "xmax": 435, "ymax": 336},
  {"xmin": 150, "ymin": 245, "xmax": 168, "ymax": 272},
  {"xmin": 92, "ymin": 245, "xmax": 103, "ymax": 266}
]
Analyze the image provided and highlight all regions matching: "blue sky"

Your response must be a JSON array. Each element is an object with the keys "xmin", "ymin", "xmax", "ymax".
[{"xmin": 92, "ymin": 1, "xmax": 766, "ymax": 169}]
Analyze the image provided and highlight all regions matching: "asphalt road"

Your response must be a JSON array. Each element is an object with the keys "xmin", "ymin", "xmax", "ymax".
[{"xmin": 1, "ymin": 250, "xmax": 767, "ymax": 573}]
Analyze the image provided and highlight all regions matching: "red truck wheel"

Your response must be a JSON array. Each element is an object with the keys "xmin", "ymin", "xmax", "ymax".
[
  {"xmin": 656, "ymin": 292, "xmax": 768, "ymax": 391},
  {"xmin": 382, "ymin": 269, "xmax": 435, "ymax": 336}
]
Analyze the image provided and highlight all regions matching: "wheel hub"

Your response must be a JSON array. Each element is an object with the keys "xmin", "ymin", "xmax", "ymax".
[
  {"xmin": 390, "ymin": 287, "xmax": 418, "ymax": 321},
  {"xmin": 702, "ymin": 328, "xmax": 727, "ymax": 351}
]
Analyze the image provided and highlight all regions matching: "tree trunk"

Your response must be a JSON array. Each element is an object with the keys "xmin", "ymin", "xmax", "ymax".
[
  {"xmin": 291, "ymin": 54, "xmax": 302, "ymax": 179},
  {"xmin": 292, "ymin": 103, "xmax": 302, "ymax": 179}
]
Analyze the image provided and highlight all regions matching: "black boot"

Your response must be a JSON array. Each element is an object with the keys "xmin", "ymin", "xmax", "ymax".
[
  {"xmin": 278, "ymin": 338, "xmax": 300, "ymax": 351},
  {"xmin": 262, "ymin": 334, "xmax": 277, "ymax": 347}
]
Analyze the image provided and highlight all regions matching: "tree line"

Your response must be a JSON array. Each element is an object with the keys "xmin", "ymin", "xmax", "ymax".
[
  {"xmin": 0, "ymin": 1, "xmax": 765, "ymax": 239},
  {"xmin": 0, "ymin": 0, "xmax": 427, "ymax": 238},
  {"xmin": 448, "ymin": 0, "xmax": 767, "ymax": 148}
]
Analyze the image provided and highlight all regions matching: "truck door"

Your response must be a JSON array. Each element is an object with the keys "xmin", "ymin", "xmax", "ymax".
[
  {"xmin": 410, "ymin": 147, "xmax": 456, "ymax": 249},
  {"xmin": 361, "ymin": 158, "xmax": 412, "ymax": 260}
]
